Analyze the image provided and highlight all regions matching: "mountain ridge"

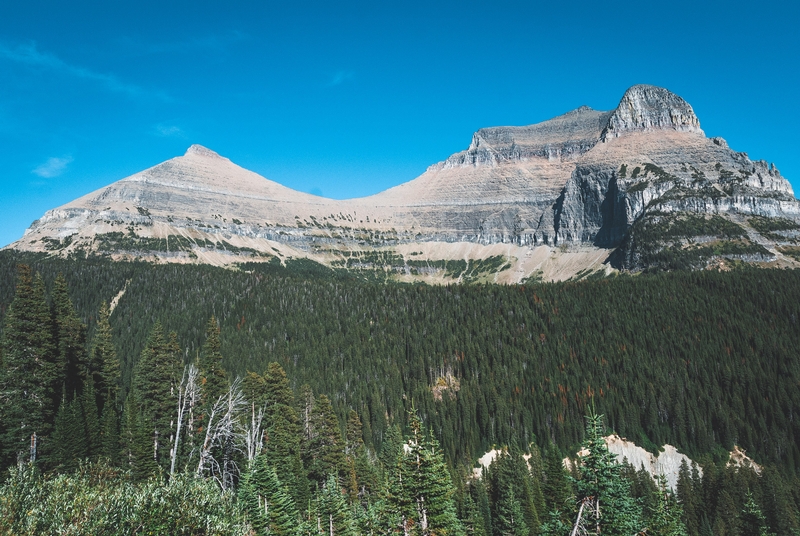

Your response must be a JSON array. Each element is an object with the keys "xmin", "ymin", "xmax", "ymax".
[{"xmin": 8, "ymin": 84, "xmax": 800, "ymax": 281}]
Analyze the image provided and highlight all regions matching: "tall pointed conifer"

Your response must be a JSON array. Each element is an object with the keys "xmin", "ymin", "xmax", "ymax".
[
  {"xmin": 51, "ymin": 273, "xmax": 87, "ymax": 401},
  {"xmin": 90, "ymin": 301, "xmax": 119, "ymax": 414},
  {"xmin": 0, "ymin": 266, "xmax": 58, "ymax": 467}
]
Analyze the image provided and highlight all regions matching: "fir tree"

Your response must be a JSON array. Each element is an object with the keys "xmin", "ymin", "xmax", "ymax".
[
  {"xmin": 99, "ymin": 399, "xmax": 120, "ymax": 463},
  {"xmin": 243, "ymin": 370, "xmax": 268, "ymax": 409},
  {"xmin": 646, "ymin": 476, "xmax": 688, "ymax": 536},
  {"xmin": 199, "ymin": 316, "xmax": 228, "ymax": 406},
  {"xmin": 51, "ymin": 273, "xmax": 87, "ymax": 402},
  {"xmin": 677, "ymin": 459, "xmax": 699, "ymax": 536},
  {"xmin": 303, "ymin": 394, "xmax": 345, "ymax": 486},
  {"xmin": 0, "ymin": 266, "xmax": 59, "ymax": 467},
  {"xmin": 49, "ymin": 395, "xmax": 85, "ymax": 471},
  {"xmin": 265, "ymin": 361, "xmax": 294, "ymax": 409},
  {"xmin": 89, "ymin": 301, "xmax": 119, "ymax": 415},
  {"xmin": 345, "ymin": 409, "xmax": 379, "ymax": 502},
  {"xmin": 542, "ymin": 443, "xmax": 572, "ymax": 524},
  {"xmin": 741, "ymin": 491, "xmax": 776, "ymax": 536},
  {"xmin": 493, "ymin": 487, "xmax": 528, "ymax": 536},
  {"xmin": 79, "ymin": 381, "xmax": 101, "ymax": 460},
  {"xmin": 129, "ymin": 322, "xmax": 182, "ymax": 471},
  {"xmin": 573, "ymin": 411, "xmax": 643, "ymax": 536},
  {"xmin": 388, "ymin": 409, "xmax": 464, "ymax": 535},
  {"xmin": 315, "ymin": 474, "xmax": 358, "ymax": 536},
  {"xmin": 239, "ymin": 453, "xmax": 300, "ymax": 535}
]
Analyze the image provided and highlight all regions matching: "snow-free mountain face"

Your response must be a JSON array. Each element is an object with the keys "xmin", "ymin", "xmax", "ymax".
[{"xmin": 8, "ymin": 85, "xmax": 800, "ymax": 282}]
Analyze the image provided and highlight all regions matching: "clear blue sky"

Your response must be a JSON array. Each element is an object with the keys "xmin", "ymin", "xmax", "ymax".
[{"xmin": 1, "ymin": 0, "xmax": 798, "ymax": 247}]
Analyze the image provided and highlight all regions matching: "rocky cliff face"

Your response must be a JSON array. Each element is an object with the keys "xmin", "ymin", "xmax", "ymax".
[
  {"xmin": 7, "ymin": 85, "xmax": 800, "ymax": 280},
  {"xmin": 600, "ymin": 84, "xmax": 703, "ymax": 140}
]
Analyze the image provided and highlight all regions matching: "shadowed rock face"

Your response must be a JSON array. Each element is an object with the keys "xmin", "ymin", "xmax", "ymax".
[{"xmin": 8, "ymin": 84, "xmax": 800, "ymax": 278}]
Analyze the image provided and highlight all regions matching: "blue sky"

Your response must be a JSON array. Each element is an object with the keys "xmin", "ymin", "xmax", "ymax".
[{"xmin": 1, "ymin": 0, "xmax": 798, "ymax": 247}]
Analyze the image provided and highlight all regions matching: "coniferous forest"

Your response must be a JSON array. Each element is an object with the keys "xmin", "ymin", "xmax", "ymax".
[{"xmin": 0, "ymin": 250, "xmax": 799, "ymax": 534}]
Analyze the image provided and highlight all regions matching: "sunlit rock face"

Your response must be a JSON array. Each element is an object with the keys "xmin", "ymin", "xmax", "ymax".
[{"xmin": 9, "ymin": 85, "xmax": 800, "ymax": 280}]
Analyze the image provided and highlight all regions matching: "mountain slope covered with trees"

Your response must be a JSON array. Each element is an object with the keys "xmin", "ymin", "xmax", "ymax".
[{"xmin": 0, "ymin": 250, "xmax": 798, "ymax": 533}]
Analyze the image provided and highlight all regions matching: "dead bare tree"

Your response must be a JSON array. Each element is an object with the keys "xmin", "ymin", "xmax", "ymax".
[
  {"xmin": 170, "ymin": 363, "xmax": 199, "ymax": 476},
  {"xmin": 196, "ymin": 378, "xmax": 246, "ymax": 490},
  {"xmin": 243, "ymin": 400, "xmax": 266, "ymax": 463},
  {"xmin": 570, "ymin": 496, "xmax": 597, "ymax": 536}
]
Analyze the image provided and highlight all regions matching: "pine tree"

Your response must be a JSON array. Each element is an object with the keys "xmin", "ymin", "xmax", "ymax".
[{"xmin": 0, "ymin": 266, "xmax": 59, "ymax": 467}]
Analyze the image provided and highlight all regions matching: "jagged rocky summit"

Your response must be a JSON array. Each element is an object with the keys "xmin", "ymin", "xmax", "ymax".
[{"xmin": 8, "ymin": 84, "xmax": 800, "ymax": 282}]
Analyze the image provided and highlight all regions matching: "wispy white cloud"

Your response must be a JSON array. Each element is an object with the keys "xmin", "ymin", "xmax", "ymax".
[
  {"xmin": 0, "ymin": 41, "xmax": 169, "ymax": 101},
  {"xmin": 154, "ymin": 123, "xmax": 185, "ymax": 138},
  {"xmin": 32, "ymin": 155, "xmax": 73, "ymax": 178},
  {"xmin": 327, "ymin": 70, "xmax": 354, "ymax": 87}
]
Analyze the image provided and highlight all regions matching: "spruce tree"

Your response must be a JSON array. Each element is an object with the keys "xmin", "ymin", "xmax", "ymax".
[
  {"xmin": 303, "ymin": 394, "xmax": 345, "ymax": 486},
  {"xmin": 49, "ymin": 395, "xmax": 85, "ymax": 471},
  {"xmin": 51, "ymin": 273, "xmax": 87, "ymax": 402},
  {"xmin": 0, "ymin": 266, "xmax": 59, "ymax": 467},
  {"xmin": 89, "ymin": 301, "xmax": 119, "ymax": 415},
  {"xmin": 573, "ymin": 412, "xmax": 643, "ymax": 536},
  {"xmin": 199, "ymin": 316, "xmax": 228, "ymax": 406},
  {"xmin": 646, "ymin": 476, "xmax": 688, "ymax": 536},
  {"xmin": 128, "ymin": 322, "xmax": 182, "ymax": 471},
  {"xmin": 542, "ymin": 444, "xmax": 572, "ymax": 523},
  {"xmin": 79, "ymin": 380, "xmax": 101, "ymax": 460},
  {"xmin": 240, "ymin": 453, "xmax": 300, "ymax": 535},
  {"xmin": 389, "ymin": 409, "xmax": 464, "ymax": 535},
  {"xmin": 315, "ymin": 474, "xmax": 358, "ymax": 536},
  {"xmin": 677, "ymin": 459, "xmax": 699, "ymax": 536}
]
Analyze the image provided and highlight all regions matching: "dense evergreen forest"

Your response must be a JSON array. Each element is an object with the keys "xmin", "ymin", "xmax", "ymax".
[{"xmin": 0, "ymin": 250, "xmax": 799, "ymax": 534}]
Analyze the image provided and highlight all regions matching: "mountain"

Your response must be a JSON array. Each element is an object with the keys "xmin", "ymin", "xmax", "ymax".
[{"xmin": 8, "ymin": 84, "xmax": 800, "ymax": 281}]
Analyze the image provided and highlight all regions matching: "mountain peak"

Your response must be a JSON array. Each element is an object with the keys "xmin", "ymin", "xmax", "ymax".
[
  {"xmin": 185, "ymin": 144, "xmax": 223, "ymax": 158},
  {"xmin": 601, "ymin": 84, "xmax": 702, "ymax": 140}
]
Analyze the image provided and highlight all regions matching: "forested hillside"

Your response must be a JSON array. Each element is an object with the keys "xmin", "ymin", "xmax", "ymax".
[
  {"xmin": 1, "ymin": 251, "xmax": 798, "ymax": 469},
  {"xmin": 0, "ymin": 250, "xmax": 799, "ymax": 534}
]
